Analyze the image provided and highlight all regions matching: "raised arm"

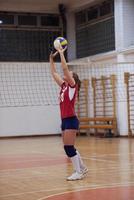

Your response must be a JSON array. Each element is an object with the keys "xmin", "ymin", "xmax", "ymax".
[
  {"xmin": 58, "ymin": 48, "xmax": 75, "ymax": 87},
  {"xmin": 49, "ymin": 52, "xmax": 64, "ymax": 87}
]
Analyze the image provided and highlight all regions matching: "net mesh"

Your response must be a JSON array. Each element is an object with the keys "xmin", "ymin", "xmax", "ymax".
[
  {"xmin": 0, "ymin": 63, "xmax": 62, "ymax": 107},
  {"xmin": 70, "ymin": 62, "xmax": 134, "ymax": 103},
  {"xmin": 0, "ymin": 62, "xmax": 134, "ymax": 109}
]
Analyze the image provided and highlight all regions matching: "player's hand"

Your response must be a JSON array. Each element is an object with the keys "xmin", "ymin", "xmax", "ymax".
[
  {"xmin": 57, "ymin": 46, "xmax": 67, "ymax": 54},
  {"xmin": 49, "ymin": 51, "xmax": 58, "ymax": 60}
]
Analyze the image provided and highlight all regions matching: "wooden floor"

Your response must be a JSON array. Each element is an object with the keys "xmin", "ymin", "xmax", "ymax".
[{"xmin": 0, "ymin": 135, "xmax": 134, "ymax": 200}]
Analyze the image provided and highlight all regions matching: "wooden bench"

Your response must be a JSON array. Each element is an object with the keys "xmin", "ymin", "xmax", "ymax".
[{"xmin": 79, "ymin": 117, "xmax": 117, "ymax": 137}]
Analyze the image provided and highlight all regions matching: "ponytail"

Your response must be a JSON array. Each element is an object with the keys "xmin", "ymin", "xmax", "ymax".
[{"xmin": 72, "ymin": 72, "xmax": 81, "ymax": 98}]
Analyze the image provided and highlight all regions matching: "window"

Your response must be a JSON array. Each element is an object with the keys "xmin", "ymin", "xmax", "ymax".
[
  {"xmin": 0, "ymin": 29, "xmax": 61, "ymax": 61},
  {"xmin": 0, "ymin": 14, "xmax": 14, "ymax": 25},
  {"xmin": 41, "ymin": 15, "xmax": 59, "ymax": 26},
  {"xmin": 75, "ymin": 11, "xmax": 86, "ymax": 25},
  {"xmin": 100, "ymin": 1, "xmax": 113, "ymax": 16},
  {"xmin": 18, "ymin": 15, "xmax": 37, "ymax": 26},
  {"xmin": 76, "ymin": 18, "xmax": 115, "ymax": 58},
  {"xmin": 0, "ymin": 12, "xmax": 61, "ymax": 61},
  {"xmin": 75, "ymin": 0, "xmax": 114, "ymax": 25},
  {"xmin": 75, "ymin": 0, "xmax": 115, "ymax": 58},
  {"xmin": 88, "ymin": 7, "xmax": 98, "ymax": 21},
  {"xmin": 0, "ymin": 12, "xmax": 60, "ymax": 28}
]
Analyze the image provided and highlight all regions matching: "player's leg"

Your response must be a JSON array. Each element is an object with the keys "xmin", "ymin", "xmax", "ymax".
[
  {"xmin": 63, "ymin": 130, "xmax": 88, "ymax": 174},
  {"xmin": 61, "ymin": 117, "xmax": 87, "ymax": 180},
  {"xmin": 63, "ymin": 129, "xmax": 84, "ymax": 180},
  {"xmin": 63, "ymin": 130, "xmax": 81, "ymax": 173},
  {"xmin": 76, "ymin": 150, "xmax": 88, "ymax": 174}
]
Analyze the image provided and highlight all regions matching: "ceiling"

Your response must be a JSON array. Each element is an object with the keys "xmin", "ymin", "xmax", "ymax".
[{"xmin": 0, "ymin": 0, "xmax": 96, "ymax": 13}]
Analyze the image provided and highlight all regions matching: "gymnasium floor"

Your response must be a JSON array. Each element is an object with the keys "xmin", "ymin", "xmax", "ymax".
[{"xmin": 0, "ymin": 135, "xmax": 134, "ymax": 200}]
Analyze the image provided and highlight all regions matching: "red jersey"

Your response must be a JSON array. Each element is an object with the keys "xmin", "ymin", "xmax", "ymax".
[{"xmin": 59, "ymin": 82, "xmax": 78, "ymax": 119}]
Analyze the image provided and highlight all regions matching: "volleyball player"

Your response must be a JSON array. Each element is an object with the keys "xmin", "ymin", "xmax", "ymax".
[{"xmin": 49, "ymin": 47, "xmax": 88, "ymax": 181}]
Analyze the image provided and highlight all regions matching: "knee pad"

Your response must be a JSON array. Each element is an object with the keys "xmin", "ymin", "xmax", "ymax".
[{"xmin": 64, "ymin": 145, "xmax": 76, "ymax": 157}]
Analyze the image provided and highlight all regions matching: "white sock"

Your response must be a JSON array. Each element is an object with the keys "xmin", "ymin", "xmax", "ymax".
[
  {"xmin": 70, "ymin": 154, "xmax": 81, "ymax": 173},
  {"xmin": 76, "ymin": 150, "xmax": 86, "ymax": 170}
]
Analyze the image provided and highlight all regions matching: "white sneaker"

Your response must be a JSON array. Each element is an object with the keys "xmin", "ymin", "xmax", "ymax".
[
  {"xmin": 67, "ymin": 172, "xmax": 84, "ymax": 181},
  {"xmin": 81, "ymin": 167, "xmax": 88, "ymax": 175}
]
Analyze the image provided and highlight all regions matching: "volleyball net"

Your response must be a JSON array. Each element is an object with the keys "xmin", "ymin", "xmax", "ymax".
[
  {"xmin": 70, "ymin": 62, "xmax": 134, "ymax": 102},
  {"xmin": 0, "ymin": 62, "xmax": 134, "ymax": 108},
  {"xmin": 0, "ymin": 63, "xmax": 61, "ymax": 107}
]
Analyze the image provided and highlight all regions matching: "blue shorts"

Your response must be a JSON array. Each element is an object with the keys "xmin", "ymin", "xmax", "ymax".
[{"xmin": 61, "ymin": 116, "xmax": 79, "ymax": 131}]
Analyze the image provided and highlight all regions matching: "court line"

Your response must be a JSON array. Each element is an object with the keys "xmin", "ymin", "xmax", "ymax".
[
  {"xmin": 0, "ymin": 167, "xmax": 133, "ymax": 179},
  {"xmin": 31, "ymin": 150, "xmax": 134, "ymax": 156},
  {"xmin": 37, "ymin": 183, "xmax": 134, "ymax": 200},
  {"xmin": 1, "ymin": 151, "xmax": 133, "ymax": 159},
  {"xmin": 0, "ymin": 157, "xmax": 66, "ymax": 163},
  {"xmin": 0, "ymin": 162, "xmax": 134, "ymax": 173},
  {"xmin": 0, "ymin": 181, "xmax": 134, "ymax": 198},
  {"xmin": 0, "ymin": 184, "xmax": 98, "ymax": 198},
  {"xmin": 89, "ymin": 152, "xmax": 134, "ymax": 157},
  {"xmin": 82, "ymin": 156, "xmax": 117, "ymax": 163},
  {"xmin": 0, "ymin": 164, "xmax": 67, "ymax": 172}
]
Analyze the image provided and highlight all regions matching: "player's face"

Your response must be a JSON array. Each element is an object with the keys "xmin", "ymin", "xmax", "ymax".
[{"xmin": 63, "ymin": 71, "xmax": 73, "ymax": 82}]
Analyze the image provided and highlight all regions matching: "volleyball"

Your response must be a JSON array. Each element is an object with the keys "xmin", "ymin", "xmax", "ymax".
[{"xmin": 53, "ymin": 37, "xmax": 67, "ymax": 50}]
